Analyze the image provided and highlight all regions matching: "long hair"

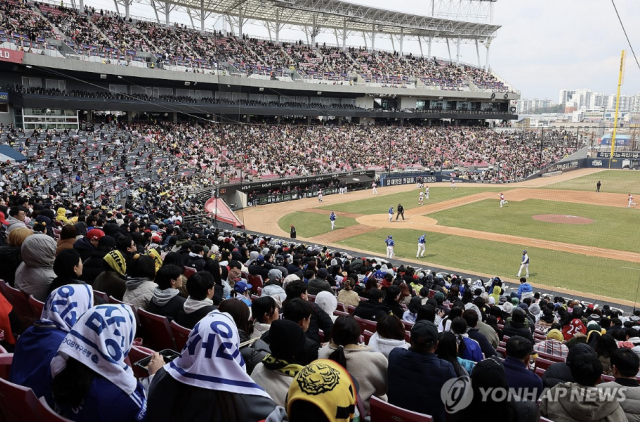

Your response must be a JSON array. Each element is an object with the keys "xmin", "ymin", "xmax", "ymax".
[
  {"xmin": 51, "ymin": 358, "xmax": 95, "ymax": 408},
  {"xmin": 328, "ymin": 315, "xmax": 361, "ymax": 370},
  {"xmin": 437, "ymin": 332, "xmax": 465, "ymax": 377},
  {"xmin": 218, "ymin": 299, "xmax": 253, "ymax": 336}
]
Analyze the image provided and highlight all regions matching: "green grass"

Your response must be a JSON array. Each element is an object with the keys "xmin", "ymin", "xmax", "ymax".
[
  {"xmin": 337, "ymin": 228, "xmax": 638, "ymax": 301},
  {"xmin": 427, "ymin": 199, "xmax": 640, "ymax": 253},
  {"xmin": 544, "ymin": 169, "xmax": 640, "ymax": 194},
  {"xmin": 278, "ymin": 212, "xmax": 358, "ymax": 237},
  {"xmin": 318, "ymin": 186, "xmax": 504, "ymax": 215}
]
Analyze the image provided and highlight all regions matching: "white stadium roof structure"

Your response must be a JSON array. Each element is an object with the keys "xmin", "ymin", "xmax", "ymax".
[{"xmin": 100, "ymin": 0, "xmax": 501, "ymax": 66}]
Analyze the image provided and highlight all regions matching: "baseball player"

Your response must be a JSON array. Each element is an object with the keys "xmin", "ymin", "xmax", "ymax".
[
  {"xmin": 385, "ymin": 235, "xmax": 395, "ymax": 259},
  {"xmin": 329, "ymin": 211, "xmax": 336, "ymax": 230},
  {"xmin": 372, "ymin": 181, "xmax": 378, "ymax": 195},
  {"xmin": 425, "ymin": 186, "xmax": 430, "ymax": 199},
  {"xmin": 517, "ymin": 250, "xmax": 530, "ymax": 277},
  {"xmin": 416, "ymin": 233, "xmax": 426, "ymax": 258},
  {"xmin": 629, "ymin": 194, "xmax": 637, "ymax": 208},
  {"xmin": 318, "ymin": 189, "xmax": 323, "ymax": 202},
  {"xmin": 499, "ymin": 192, "xmax": 508, "ymax": 208},
  {"xmin": 419, "ymin": 191, "xmax": 424, "ymax": 205},
  {"xmin": 450, "ymin": 177, "xmax": 457, "ymax": 190},
  {"xmin": 388, "ymin": 206, "xmax": 394, "ymax": 222}
]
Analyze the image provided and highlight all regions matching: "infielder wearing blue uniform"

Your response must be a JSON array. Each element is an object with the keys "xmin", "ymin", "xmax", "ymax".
[
  {"xmin": 388, "ymin": 207, "xmax": 394, "ymax": 222},
  {"xmin": 330, "ymin": 211, "xmax": 336, "ymax": 230},
  {"xmin": 416, "ymin": 233, "xmax": 426, "ymax": 258},
  {"xmin": 385, "ymin": 235, "xmax": 395, "ymax": 259}
]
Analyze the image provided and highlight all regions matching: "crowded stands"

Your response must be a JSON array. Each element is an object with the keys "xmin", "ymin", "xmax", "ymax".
[
  {"xmin": 0, "ymin": 1, "xmax": 512, "ymax": 91},
  {"xmin": 0, "ymin": 214, "xmax": 636, "ymax": 421}
]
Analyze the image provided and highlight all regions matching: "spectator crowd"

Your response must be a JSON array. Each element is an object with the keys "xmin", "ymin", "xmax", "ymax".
[{"xmin": 0, "ymin": 209, "xmax": 637, "ymax": 422}]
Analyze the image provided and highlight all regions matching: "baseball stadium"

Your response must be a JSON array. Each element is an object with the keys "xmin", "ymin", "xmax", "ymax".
[{"xmin": 0, "ymin": 0, "xmax": 638, "ymax": 420}]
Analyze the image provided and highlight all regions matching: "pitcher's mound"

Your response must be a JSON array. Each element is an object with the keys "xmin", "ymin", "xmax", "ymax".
[{"xmin": 533, "ymin": 214, "xmax": 593, "ymax": 224}]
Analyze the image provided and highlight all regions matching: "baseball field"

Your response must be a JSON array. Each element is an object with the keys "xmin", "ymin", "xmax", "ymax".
[{"xmin": 239, "ymin": 169, "xmax": 640, "ymax": 306}]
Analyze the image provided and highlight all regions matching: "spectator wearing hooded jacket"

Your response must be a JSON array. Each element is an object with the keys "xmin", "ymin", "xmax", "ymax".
[
  {"xmin": 93, "ymin": 249, "xmax": 127, "ymax": 300},
  {"xmin": 176, "ymin": 271, "xmax": 217, "ymax": 329},
  {"xmin": 5, "ymin": 206, "xmax": 27, "ymax": 234},
  {"xmin": 284, "ymin": 280, "xmax": 333, "ymax": 344},
  {"xmin": 184, "ymin": 244, "xmax": 206, "ymax": 271},
  {"xmin": 517, "ymin": 277, "xmax": 533, "ymax": 300},
  {"xmin": 599, "ymin": 348, "xmax": 640, "ymax": 422},
  {"xmin": 354, "ymin": 288, "xmax": 391, "ymax": 321},
  {"xmin": 123, "ymin": 255, "xmax": 157, "ymax": 310},
  {"xmin": 147, "ymin": 265, "xmax": 185, "ymax": 321},
  {"xmin": 15, "ymin": 233, "xmax": 57, "ymax": 301},
  {"xmin": 0, "ymin": 227, "xmax": 32, "ymax": 286},
  {"xmin": 80, "ymin": 235, "xmax": 117, "ymax": 284},
  {"xmin": 308, "ymin": 268, "xmax": 332, "ymax": 295},
  {"xmin": 503, "ymin": 308, "xmax": 535, "ymax": 343},
  {"xmin": 73, "ymin": 228, "xmax": 105, "ymax": 262},
  {"xmin": 368, "ymin": 315, "xmax": 410, "ymax": 358},
  {"xmin": 261, "ymin": 269, "xmax": 287, "ymax": 306}
]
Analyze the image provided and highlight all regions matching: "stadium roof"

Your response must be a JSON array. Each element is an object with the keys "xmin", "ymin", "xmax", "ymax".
[{"xmin": 140, "ymin": 0, "xmax": 500, "ymax": 41}]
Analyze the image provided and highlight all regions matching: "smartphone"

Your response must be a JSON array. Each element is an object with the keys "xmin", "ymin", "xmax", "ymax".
[{"xmin": 134, "ymin": 349, "xmax": 181, "ymax": 371}]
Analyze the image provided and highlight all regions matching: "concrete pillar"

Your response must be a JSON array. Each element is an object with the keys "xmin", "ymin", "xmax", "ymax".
[
  {"xmin": 342, "ymin": 18, "xmax": 346, "ymax": 50},
  {"xmin": 371, "ymin": 24, "xmax": 375, "ymax": 50},
  {"xmin": 399, "ymin": 28, "xmax": 404, "ymax": 55},
  {"xmin": 165, "ymin": 1, "xmax": 170, "ymax": 24},
  {"xmin": 246, "ymin": 114, "xmax": 250, "ymax": 123},
  {"xmin": 475, "ymin": 39, "xmax": 481, "ymax": 67},
  {"xmin": 275, "ymin": 9, "xmax": 280, "ymax": 42},
  {"xmin": 238, "ymin": 7, "xmax": 243, "ymax": 37},
  {"xmin": 418, "ymin": 37, "xmax": 423, "ymax": 57},
  {"xmin": 276, "ymin": 116, "xmax": 281, "ymax": 124},
  {"xmin": 124, "ymin": 1, "xmax": 129, "ymax": 19},
  {"xmin": 307, "ymin": 116, "xmax": 312, "ymax": 124},
  {"xmin": 446, "ymin": 38, "xmax": 452, "ymax": 62},
  {"xmin": 172, "ymin": 112, "xmax": 177, "ymax": 123},
  {"xmin": 485, "ymin": 41, "xmax": 491, "ymax": 70},
  {"xmin": 312, "ymin": 15, "xmax": 317, "ymax": 45},
  {"xmin": 428, "ymin": 36, "xmax": 432, "ymax": 58},
  {"xmin": 200, "ymin": 0, "xmax": 205, "ymax": 32},
  {"xmin": 456, "ymin": 36, "xmax": 460, "ymax": 64}
]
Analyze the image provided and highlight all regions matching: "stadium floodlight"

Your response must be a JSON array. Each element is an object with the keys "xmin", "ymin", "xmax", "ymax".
[
  {"xmin": 184, "ymin": 81, "xmax": 191, "ymax": 86},
  {"xmin": 100, "ymin": 74, "xmax": 107, "ymax": 79},
  {"xmin": 317, "ymin": 91, "xmax": 322, "ymax": 95},
  {"xmin": 259, "ymin": 87, "xmax": 264, "ymax": 91}
]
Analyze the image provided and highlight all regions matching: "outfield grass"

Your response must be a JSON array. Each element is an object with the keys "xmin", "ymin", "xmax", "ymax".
[
  {"xmin": 337, "ymin": 228, "xmax": 638, "ymax": 301},
  {"xmin": 278, "ymin": 212, "xmax": 358, "ymax": 237},
  {"xmin": 318, "ymin": 186, "xmax": 504, "ymax": 215},
  {"xmin": 544, "ymin": 170, "xmax": 640, "ymax": 194},
  {"xmin": 427, "ymin": 199, "xmax": 640, "ymax": 253}
]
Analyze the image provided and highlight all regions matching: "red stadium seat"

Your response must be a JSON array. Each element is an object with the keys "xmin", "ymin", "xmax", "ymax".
[
  {"xmin": 183, "ymin": 267, "xmax": 197, "ymax": 280},
  {"xmin": 334, "ymin": 310, "xmax": 349, "ymax": 318},
  {"xmin": 137, "ymin": 309, "xmax": 176, "ymax": 351},
  {"xmin": 496, "ymin": 346, "xmax": 506, "ymax": 358},
  {"xmin": 535, "ymin": 351, "xmax": 565, "ymax": 363},
  {"xmin": 0, "ymin": 377, "xmax": 41, "ymax": 422},
  {"xmin": 347, "ymin": 305, "xmax": 356, "ymax": 315},
  {"xmin": 0, "ymin": 280, "xmax": 35, "ymax": 328},
  {"xmin": 535, "ymin": 357, "xmax": 554, "ymax": 371},
  {"xmin": 337, "ymin": 302, "xmax": 347, "ymax": 313},
  {"xmin": 93, "ymin": 290, "xmax": 109, "ymax": 302},
  {"xmin": 369, "ymin": 396, "xmax": 434, "ymax": 421},
  {"xmin": 247, "ymin": 275, "xmax": 263, "ymax": 294},
  {"xmin": 354, "ymin": 316, "xmax": 377, "ymax": 334},
  {"xmin": 363, "ymin": 330, "xmax": 374, "ymax": 345},
  {"xmin": 600, "ymin": 374, "xmax": 615, "ymax": 383},
  {"xmin": 170, "ymin": 320, "xmax": 191, "ymax": 351},
  {"xmin": 0, "ymin": 353, "xmax": 13, "ymax": 380},
  {"xmin": 28, "ymin": 295, "xmax": 44, "ymax": 320},
  {"xmin": 128, "ymin": 345, "xmax": 155, "ymax": 379},
  {"xmin": 38, "ymin": 396, "xmax": 74, "ymax": 421},
  {"xmin": 535, "ymin": 367, "xmax": 545, "ymax": 379}
]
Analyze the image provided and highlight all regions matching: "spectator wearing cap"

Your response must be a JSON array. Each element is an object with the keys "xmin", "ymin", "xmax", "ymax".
[
  {"xmin": 308, "ymin": 268, "xmax": 332, "ymax": 296},
  {"xmin": 248, "ymin": 254, "xmax": 270, "ymax": 281},
  {"xmin": 79, "ymin": 235, "xmax": 117, "ymax": 284},
  {"xmin": 503, "ymin": 336, "xmax": 543, "ymax": 401},
  {"xmin": 262, "ymin": 269, "xmax": 286, "ymax": 306},
  {"xmin": 541, "ymin": 344, "xmax": 626, "ymax": 422},
  {"xmin": 233, "ymin": 281, "xmax": 253, "ymax": 307},
  {"xmin": 73, "ymin": 228, "xmax": 104, "ymax": 261},
  {"xmin": 6, "ymin": 206, "xmax": 27, "ymax": 234},
  {"xmin": 354, "ymin": 288, "xmax": 391, "ymax": 321},
  {"xmin": 147, "ymin": 265, "xmax": 185, "ymax": 321},
  {"xmin": 503, "ymin": 308, "xmax": 535, "ymax": 343},
  {"xmin": 56, "ymin": 225, "xmax": 77, "ymax": 256},
  {"xmin": 599, "ymin": 348, "xmax": 640, "ymax": 422},
  {"xmin": 534, "ymin": 329, "xmax": 569, "ymax": 359},
  {"xmin": 15, "ymin": 233, "xmax": 57, "ymax": 301},
  {"xmin": 387, "ymin": 320, "xmax": 457, "ymax": 422},
  {"xmin": 250, "ymin": 319, "xmax": 307, "ymax": 407}
]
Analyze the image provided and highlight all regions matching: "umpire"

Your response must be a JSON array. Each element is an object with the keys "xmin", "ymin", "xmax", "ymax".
[{"xmin": 396, "ymin": 203, "xmax": 405, "ymax": 220}]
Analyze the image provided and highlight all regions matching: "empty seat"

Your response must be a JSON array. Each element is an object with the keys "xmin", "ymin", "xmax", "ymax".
[
  {"xmin": 369, "ymin": 395, "xmax": 434, "ymax": 422},
  {"xmin": 137, "ymin": 309, "xmax": 176, "ymax": 351}
]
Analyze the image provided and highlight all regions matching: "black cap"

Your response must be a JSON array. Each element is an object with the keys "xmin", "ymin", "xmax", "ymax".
[{"xmin": 411, "ymin": 320, "xmax": 438, "ymax": 345}]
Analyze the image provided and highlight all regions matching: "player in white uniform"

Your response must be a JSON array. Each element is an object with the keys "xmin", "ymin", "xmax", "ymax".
[
  {"xmin": 318, "ymin": 189, "xmax": 323, "ymax": 202},
  {"xmin": 385, "ymin": 235, "xmax": 395, "ymax": 259},
  {"xmin": 416, "ymin": 233, "xmax": 426, "ymax": 258},
  {"xmin": 425, "ymin": 186, "xmax": 430, "ymax": 199},
  {"xmin": 450, "ymin": 177, "xmax": 457, "ymax": 190},
  {"xmin": 499, "ymin": 192, "xmax": 508, "ymax": 208},
  {"xmin": 517, "ymin": 250, "xmax": 530, "ymax": 277},
  {"xmin": 372, "ymin": 182, "xmax": 378, "ymax": 195},
  {"xmin": 419, "ymin": 191, "xmax": 424, "ymax": 205},
  {"xmin": 629, "ymin": 194, "xmax": 637, "ymax": 208}
]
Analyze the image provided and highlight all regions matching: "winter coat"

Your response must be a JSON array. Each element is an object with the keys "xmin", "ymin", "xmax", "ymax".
[
  {"xmin": 337, "ymin": 289, "xmax": 361, "ymax": 308},
  {"xmin": 79, "ymin": 249, "xmax": 109, "ymax": 284},
  {"xmin": 503, "ymin": 356, "xmax": 544, "ymax": 400},
  {"xmin": 318, "ymin": 343, "xmax": 388, "ymax": 414},
  {"xmin": 467, "ymin": 328, "xmax": 497, "ymax": 358},
  {"xmin": 477, "ymin": 320, "xmax": 500, "ymax": 349},
  {"xmin": 354, "ymin": 300, "xmax": 390, "ymax": 322},
  {"xmin": 261, "ymin": 284, "xmax": 287, "ymax": 305},
  {"xmin": 0, "ymin": 246, "xmax": 22, "ymax": 286},
  {"xmin": 15, "ymin": 234, "xmax": 57, "ymax": 301},
  {"xmin": 306, "ymin": 301, "xmax": 333, "ymax": 344},
  {"xmin": 368, "ymin": 332, "xmax": 409, "ymax": 358},
  {"xmin": 148, "ymin": 368, "xmax": 276, "ymax": 422},
  {"xmin": 123, "ymin": 277, "xmax": 157, "ymax": 310},
  {"xmin": 175, "ymin": 302, "xmax": 217, "ymax": 329},
  {"xmin": 261, "ymin": 330, "xmax": 319, "ymax": 366},
  {"xmin": 93, "ymin": 270, "xmax": 127, "ymax": 300},
  {"xmin": 239, "ymin": 329, "xmax": 270, "ymax": 375},
  {"xmin": 184, "ymin": 253, "xmax": 206, "ymax": 272},
  {"xmin": 307, "ymin": 277, "xmax": 332, "ymax": 295},
  {"xmin": 541, "ymin": 382, "xmax": 628, "ymax": 422},
  {"xmin": 147, "ymin": 289, "xmax": 186, "ymax": 322},
  {"xmin": 503, "ymin": 319, "xmax": 535, "ymax": 343},
  {"xmin": 250, "ymin": 362, "xmax": 297, "ymax": 408},
  {"xmin": 73, "ymin": 237, "xmax": 96, "ymax": 261},
  {"xmin": 387, "ymin": 348, "xmax": 457, "ymax": 422},
  {"xmin": 600, "ymin": 380, "xmax": 640, "ymax": 422},
  {"xmin": 55, "ymin": 238, "xmax": 76, "ymax": 256},
  {"xmin": 543, "ymin": 362, "xmax": 574, "ymax": 389},
  {"xmin": 5, "ymin": 216, "xmax": 26, "ymax": 233}
]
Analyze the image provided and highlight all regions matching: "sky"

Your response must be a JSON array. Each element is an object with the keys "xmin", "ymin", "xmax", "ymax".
[{"xmin": 87, "ymin": 0, "xmax": 640, "ymax": 101}]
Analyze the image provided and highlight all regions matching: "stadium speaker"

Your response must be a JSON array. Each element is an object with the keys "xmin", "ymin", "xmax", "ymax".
[
  {"xmin": 510, "ymin": 106, "xmax": 516, "ymax": 113},
  {"xmin": 504, "ymin": 94, "xmax": 509, "ymax": 100}
]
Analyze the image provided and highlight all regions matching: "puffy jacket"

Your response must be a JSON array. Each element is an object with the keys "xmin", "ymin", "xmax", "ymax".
[
  {"xmin": 184, "ymin": 253, "xmax": 206, "ymax": 271},
  {"xmin": 55, "ymin": 238, "xmax": 76, "ymax": 256},
  {"xmin": 79, "ymin": 250, "xmax": 109, "ymax": 284},
  {"xmin": 354, "ymin": 300, "xmax": 390, "ymax": 322},
  {"xmin": 15, "ymin": 234, "xmax": 57, "ymax": 301},
  {"xmin": 0, "ymin": 246, "xmax": 22, "ymax": 286},
  {"xmin": 73, "ymin": 237, "xmax": 96, "ymax": 261},
  {"xmin": 387, "ymin": 348, "xmax": 457, "ymax": 422},
  {"xmin": 542, "ymin": 362, "xmax": 574, "ymax": 389},
  {"xmin": 541, "ymin": 382, "xmax": 628, "ymax": 422},
  {"xmin": 93, "ymin": 270, "xmax": 126, "ymax": 300},
  {"xmin": 518, "ymin": 282, "xmax": 533, "ymax": 299},
  {"xmin": 123, "ymin": 277, "xmax": 157, "ymax": 310},
  {"xmin": 307, "ymin": 277, "xmax": 331, "ymax": 295},
  {"xmin": 503, "ymin": 320, "xmax": 535, "ymax": 343},
  {"xmin": 5, "ymin": 216, "xmax": 26, "ymax": 234},
  {"xmin": 600, "ymin": 380, "xmax": 640, "ymax": 422},
  {"xmin": 239, "ymin": 329, "xmax": 270, "ymax": 375}
]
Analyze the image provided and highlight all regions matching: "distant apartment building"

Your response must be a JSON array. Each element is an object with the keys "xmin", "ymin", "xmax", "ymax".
[{"xmin": 516, "ymin": 98, "xmax": 552, "ymax": 114}]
